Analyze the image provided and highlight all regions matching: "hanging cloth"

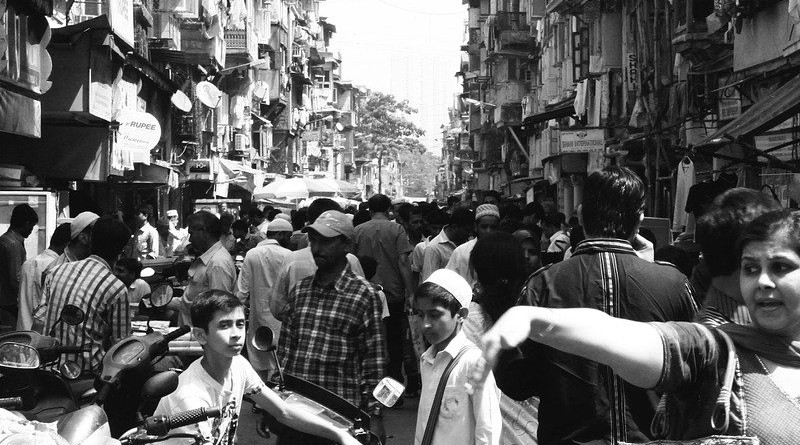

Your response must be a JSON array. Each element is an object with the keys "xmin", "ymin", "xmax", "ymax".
[{"xmin": 673, "ymin": 157, "xmax": 695, "ymax": 231}]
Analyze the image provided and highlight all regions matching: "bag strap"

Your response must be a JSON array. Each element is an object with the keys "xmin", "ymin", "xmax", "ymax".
[
  {"xmin": 710, "ymin": 328, "xmax": 738, "ymax": 433},
  {"xmin": 599, "ymin": 251, "xmax": 628, "ymax": 445},
  {"xmin": 420, "ymin": 344, "xmax": 475, "ymax": 445}
]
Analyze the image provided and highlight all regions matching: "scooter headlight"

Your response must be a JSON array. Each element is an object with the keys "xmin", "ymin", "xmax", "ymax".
[{"xmin": 0, "ymin": 342, "xmax": 40, "ymax": 369}]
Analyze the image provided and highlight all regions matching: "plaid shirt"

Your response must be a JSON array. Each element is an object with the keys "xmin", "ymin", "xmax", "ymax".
[
  {"xmin": 278, "ymin": 264, "xmax": 387, "ymax": 411},
  {"xmin": 34, "ymin": 255, "xmax": 130, "ymax": 373}
]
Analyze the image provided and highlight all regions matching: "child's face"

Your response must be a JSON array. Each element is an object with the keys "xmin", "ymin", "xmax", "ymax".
[
  {"xmin": 113, "ymin": 265, "xmax": 136, "ymax": 287},
  {"xmin": 416, "ymin": 297, "xmax": 461, "ymax": 347},
  {"xmin": 196, "ymin": 307, "xmax": 246, "ymax": 358}
]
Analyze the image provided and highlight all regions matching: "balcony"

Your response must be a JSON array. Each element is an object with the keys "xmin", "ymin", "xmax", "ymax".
[
  {"xmin": 225, "ymin": 25, "xmax": 258, "ymax": 60},
  {"xmin": 150, "ymin": 12, "xmax": 181, "ymax": 50},
  {"xmin": 495, "ymin": 12, "xmax": 528, "ymax": 32}
]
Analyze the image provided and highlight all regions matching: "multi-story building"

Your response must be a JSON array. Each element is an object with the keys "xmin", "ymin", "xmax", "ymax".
[
  {"xmin": 0, "ymin": 0, "xmax": 357, "ymax": 228},
  {"xmin": 451, "ymin": 0, "xmax": 800, "ymax": 229}
]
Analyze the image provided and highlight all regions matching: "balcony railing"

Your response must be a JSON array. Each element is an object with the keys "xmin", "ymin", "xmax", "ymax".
[{"xmin": 495, "ymin": 12, "xmax": 528, "ymax": 32}]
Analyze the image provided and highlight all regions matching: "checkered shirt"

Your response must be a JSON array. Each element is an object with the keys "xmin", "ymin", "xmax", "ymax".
[{"xmin": 278, "ymin": 264, "xmax": 387, "ymax": 411}]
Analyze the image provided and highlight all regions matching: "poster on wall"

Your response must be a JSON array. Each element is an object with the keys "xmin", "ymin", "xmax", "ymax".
[{"xmin": 108, "ymin": 0, "xmax": 134, "ymax": 48}]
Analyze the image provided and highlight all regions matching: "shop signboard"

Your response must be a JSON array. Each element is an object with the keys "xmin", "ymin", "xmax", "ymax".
[
  {"xmin": 109, "ymin": 0, "xmax": 135, "ymax": 48},
  {"xmin": 115, "ymin": 110, "xmax": 161, "ymax": 165},
  {"xmin": 718, "ymin": 77, "xmax": 741, "ymax": 121},
  {"xmin": 560, "ymin": 129, "xmax": 605, "ymax": 153},
  {"xmin": 755, "ymin": 133, "xmax": 795, "ymax": 162}
]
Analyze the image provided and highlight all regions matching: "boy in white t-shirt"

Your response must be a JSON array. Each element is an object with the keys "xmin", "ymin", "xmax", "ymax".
[{"xmin": 153, "ymin": 290, "xmax": 361, "ymax": 445}]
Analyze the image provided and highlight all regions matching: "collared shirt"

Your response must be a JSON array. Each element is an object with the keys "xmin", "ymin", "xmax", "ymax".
[
  {"xmin": 17, "ymin": 248, "xmax": 59, "ymax": 330},
  {"xmin": 237, "ymin": 238, "xmax": 291, "ymax": 370},
  {"xmin": 128, "ymin": 279, "xmax": 151, "ymax": 308},
  {"xmin": 353, "ymin": 218, "xmax": 413, "ymax": 301},
  {"xmin": 696, "ymin": 281, "xmax": 751, "ymax": 327},
  {"xmin": 415, "ymin": 330, "xmax": 501, "ymax": 445},
  {"xmin": 34, "ymin": 255, "xmax": 130, "ymax": 373},
  {"xmin": 278, "ymin": 264, "xmax": 387, "ymax": 411},
  {"xmin": 0, "ymin": 229, "xmax": 26, "ymax": 308},
  {"xmin": 498, "ymin": 238, "xmax": 698, "ymax": 444},
  {"xmin": 270, "ymin": 246, "xmax": 364, "ymax": 321},
  {"xmin": 132, "ymin": 222, "xmax": 159, "ymax": 260},
  {"xmin": 181, "ymin": 241, "xmax": 236, "ymax": 326},
  {"xmin": 421, "ymin": 228, "xmax": 458, "ymax": 282},
  {"xmin": 410, "ymin": 237, "xmax": 432, "ymax": 273},
  {"xmin": 446, "ymin": 238, "xmax": 477, "ymax": 288}
]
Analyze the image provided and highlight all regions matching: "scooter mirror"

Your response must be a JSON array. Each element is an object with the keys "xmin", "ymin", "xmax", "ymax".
[
  {"xmin": 251, "ymin": 326, "xmax": 276, "ymax": 352},
  {"xmin": 59, "ymin": 360, "xmax": 82, "ymax": 380},
  {"xmin": 372, "ymin": 377, "xmax": 405, "ymax": 408},
  {"xmin": 150, "ymin": 284, "xmax": 174, "ymax": 308},
  {"xmin": 141, "ymin": 267, "xmax": 156, "ymax": 278},
  {"xmin": 141, "ymin": 371, "xmax": 179, "ymax": 401},
  {"xmin": 61, "ymin": 305, "xmax": 86, "ymax": 326},
  {"xmin": 0, "ymin": 343, "xmax": 40, "ymax": 369}
]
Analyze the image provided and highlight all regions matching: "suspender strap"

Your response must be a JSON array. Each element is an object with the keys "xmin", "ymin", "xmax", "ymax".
[{"xmin": 420, "ymin": 345, "xmax": 474, "ymax": 445}]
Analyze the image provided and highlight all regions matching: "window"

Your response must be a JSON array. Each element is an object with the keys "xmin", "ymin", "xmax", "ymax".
[
  {"xmin": 0, "ymin": 4, "xmax": 46, "ymax": 92},
  {"xmin": 508, "ymin": 58, "xmax": 518, "ymax": 81}
]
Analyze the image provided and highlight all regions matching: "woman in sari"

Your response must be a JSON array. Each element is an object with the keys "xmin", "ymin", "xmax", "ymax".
[{"xmin": 476, "ymin": 209, "xmax": 800, "ymax": 444}]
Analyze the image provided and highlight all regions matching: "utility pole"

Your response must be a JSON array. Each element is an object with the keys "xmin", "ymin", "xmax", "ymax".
[{"xmin": 378, "ymin": 150, "xmax": 383, "ymax": 194}]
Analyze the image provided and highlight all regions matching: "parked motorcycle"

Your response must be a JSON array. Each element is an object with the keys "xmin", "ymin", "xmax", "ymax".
[
  {"xmin": 0, "ymin": 304, "xmax": 89, "ymax": 422},
  {"xmin": 247, "ymin": 326, "xmax": 400, "ymax": 445}
]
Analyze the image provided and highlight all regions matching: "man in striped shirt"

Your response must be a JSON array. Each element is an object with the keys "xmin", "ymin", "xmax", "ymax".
[{"xmin": 33, "ymin": 216, "xmax": 132, "ymax": 374}]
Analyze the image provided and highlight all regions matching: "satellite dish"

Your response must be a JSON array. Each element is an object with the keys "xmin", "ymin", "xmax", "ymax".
[
  {"xmin": 196, "ymin": 81, "xmax": 222, "ymax": 108},
  {"xmin": 252, "ymin": 81, "xmax": 269, "ymax": 101},
  {"xmin": 334, "ymin": 122, "xmax": 345, "ymax": 132},
  {"xmin": 171, "ymin": 90, "xmax": 193, "ymax": 112}
]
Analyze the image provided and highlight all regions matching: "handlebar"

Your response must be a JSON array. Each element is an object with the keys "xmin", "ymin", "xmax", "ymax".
[
  {"xmin": 48, "ymin": 345, "xmax": 85, "ymax": 354},
  {"xmin": 0, "ymin": 397, "xmax": 22, "ymax": 409},
  {"xmin": 144, "ymin": 406, "xmax": 221, "ymax": 436},
  {"xmin": 163, "ymin": 325, "xmax": 191, "ymax": 343}
]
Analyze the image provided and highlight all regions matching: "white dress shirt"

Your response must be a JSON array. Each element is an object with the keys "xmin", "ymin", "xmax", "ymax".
[
  {"xmin": 415, "ymin": 329, "xmax": 501, "ymax": 445},
  {"xmin": 236, "ymin": 239, "xmax": 291, "ymax": 370},
  {"xmin": 446, "ymin": 238, "xmax": 478, "ymax": 289},
  {"xmin": 17, "ymin": 248, "xmax": 59, "ymax": 330}
]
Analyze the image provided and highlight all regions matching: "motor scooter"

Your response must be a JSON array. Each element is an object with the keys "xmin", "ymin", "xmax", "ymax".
[
  {"xmin": 94, "ymin": 322, "xmax": 191, "ymax": 437},
  {"xmin": 247, "ymin": 327, "xmax": 404, "ymax": 445},
  {"xmin": 0, "ymin": 304, "xmax": 90, "ymax": 422}
]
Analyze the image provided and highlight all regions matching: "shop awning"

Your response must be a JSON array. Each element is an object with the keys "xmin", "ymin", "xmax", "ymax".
[
  {"xmin": 523, "ymin": 97, "xmax": 576, "ymax": 125},
  {"xmin": 698, "ymin": 74, "xmax": 800, "ymax": 147}
]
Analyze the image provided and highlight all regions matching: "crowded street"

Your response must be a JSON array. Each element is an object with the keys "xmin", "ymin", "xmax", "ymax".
[{"xmin": 3, "ymin": 0, "xmax": 800, "ymax": 444}]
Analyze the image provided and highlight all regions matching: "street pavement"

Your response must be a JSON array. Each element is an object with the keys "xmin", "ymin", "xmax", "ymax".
[{"xmin": 237, "ymin": 395, "xmax": 419, "ymax": 444}]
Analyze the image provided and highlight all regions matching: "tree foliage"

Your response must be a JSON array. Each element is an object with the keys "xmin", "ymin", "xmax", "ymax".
[
  {"xmin": 354, "ymin": 91, "xmax": 426, "ymax": 159},
  {"xmin": 398, "ymin": 149, "xmax": 439, "ymax": 198}
]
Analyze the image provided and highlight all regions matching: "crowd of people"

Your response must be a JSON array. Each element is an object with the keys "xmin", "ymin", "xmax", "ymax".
[{"xmin": 1, "ymin": 164, "xmax": 798, "ymax": 444}]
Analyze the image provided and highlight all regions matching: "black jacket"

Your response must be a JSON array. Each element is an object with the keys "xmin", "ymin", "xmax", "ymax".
[{"xmin": 496, "ymin": 238, "xmax": 698, "ymax": 445}]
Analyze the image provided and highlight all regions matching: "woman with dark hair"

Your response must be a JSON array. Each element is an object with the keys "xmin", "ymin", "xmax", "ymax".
[{"xmin": 464, "ymin": 231, "xmax": 538, "ymax": 444}]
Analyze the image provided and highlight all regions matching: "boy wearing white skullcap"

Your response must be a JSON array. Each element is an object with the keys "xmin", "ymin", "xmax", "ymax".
[{"xmin": 413, "ymin": 269, "xmax": 500, "ymax": 445}]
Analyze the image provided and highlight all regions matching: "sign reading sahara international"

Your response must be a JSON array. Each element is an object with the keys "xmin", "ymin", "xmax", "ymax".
[
  {"xmin": 116, "ymin": 110, "xmax": 161, "ymax": 154},
  {"xmin": 560, "ymin": 129, "xmax": 605, "ymax": 153}
]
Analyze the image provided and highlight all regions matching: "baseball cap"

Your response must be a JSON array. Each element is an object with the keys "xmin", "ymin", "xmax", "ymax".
[
  {"xmin": 301, "ymin": 210, "xmax": 354, "ymax": 239},
  {"xmin": 475, "ymin": 204, "xmax": 500, "ymax": 221},
  {"xmin": 266, "ymin": 218, "xmax": 293, "ymax": 232},
  {"xmin": 513, "ymin": 229, "xmax": 535, "ymax": 243},
  {"xmin": 166, "ymin": 209, "xmax": 179, "ymax": 218},
  {"xmin": 70, "ymin": 211, "xmax": 100, "ymax": 240},
  {"xmin": 274, "ymin": 213, "xmax": 291, "ymax": 222},
  {"xmin": 424, "ymin": 269, "xmax": 472, "ymax": 309}
]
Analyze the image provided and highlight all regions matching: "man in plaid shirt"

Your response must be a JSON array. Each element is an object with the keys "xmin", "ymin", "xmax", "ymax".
[
  {"xmin": 278, "ymin": 210, "xmax": 388, "ymax": 443},
  {"xmin": 33, "ymin": 216, "xmax": 132, "ymax": 374}
]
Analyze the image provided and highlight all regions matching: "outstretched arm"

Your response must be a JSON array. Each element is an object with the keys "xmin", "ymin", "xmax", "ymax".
[{"xmin": 477, "ymin": 306, "xmax": 665, "ymax": 389}]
